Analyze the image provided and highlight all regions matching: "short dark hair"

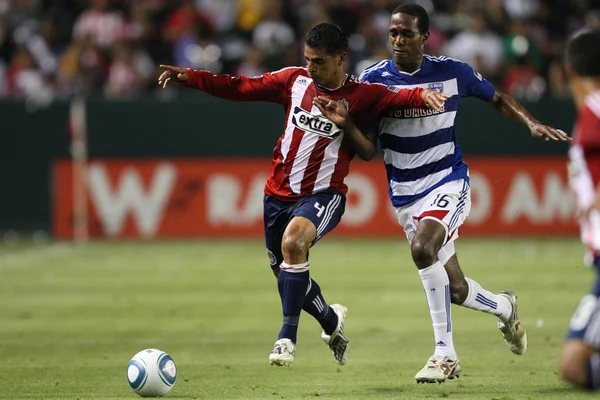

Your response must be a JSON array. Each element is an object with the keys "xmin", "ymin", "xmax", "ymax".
[
  {"xmin": 391, "ymin": 3, "xmax": 429, "ymax": 34},
  {"xmin": 305, "ymin": 23, "xmax": 348, "ymax": 55},
  {"xmin": 567, "ymin": 29, "xmax": 600, "ymax": 77}
]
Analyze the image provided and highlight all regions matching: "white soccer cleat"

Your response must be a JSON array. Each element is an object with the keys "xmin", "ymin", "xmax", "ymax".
[
  {"xmin": 415, "ymin": 354, "xmax": 462, "ymax": 383},
  {"xmin": 321, "ymin": 304, "xmax": 350, "ymax": 365},
  {"xmin": 269, "ymin": 338, "xmax": 296, "ymax": 367},
  {"xmin": 497, "ymin": 289, "xmax": 528, "ymax": 355}
]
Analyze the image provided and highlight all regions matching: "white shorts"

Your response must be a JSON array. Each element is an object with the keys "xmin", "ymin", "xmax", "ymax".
[{"xmin": 395, "ymin": 179, "xmax": 471, "ymax": 265}]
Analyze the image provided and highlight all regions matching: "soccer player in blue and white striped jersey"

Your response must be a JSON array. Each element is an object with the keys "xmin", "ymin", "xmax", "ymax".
[{"xmin": 315, "ymin": 3, "xmax": 570, "ymax": 384}]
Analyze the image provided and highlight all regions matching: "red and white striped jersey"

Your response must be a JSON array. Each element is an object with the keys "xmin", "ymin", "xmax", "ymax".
[
  {"xmin": 569, "ymin": 90, "xmax": 600, "ymax": 257},
  {"xmin": 185, "ymin": 67, "xmax": 424, "ymax": 201}
]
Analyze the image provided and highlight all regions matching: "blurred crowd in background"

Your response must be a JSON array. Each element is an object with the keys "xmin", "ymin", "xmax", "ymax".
[{"xmin": 0, "ymin": 0, "xmax": 599, "ymax": 101}]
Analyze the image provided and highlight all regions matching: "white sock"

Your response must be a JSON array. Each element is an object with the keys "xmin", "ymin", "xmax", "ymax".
[
  {"xmin": 418, "ymin": 261, "xmax": 456, "ymax": 359},
  {"xmin": 460, "ymin": 277, "xmax": 512, "ymax": 320}
]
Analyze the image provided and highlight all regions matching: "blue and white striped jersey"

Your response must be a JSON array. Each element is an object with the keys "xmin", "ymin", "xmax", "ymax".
[{"xmin": 359, "ymin": 55, "xmax": 496, "ymax": 207}]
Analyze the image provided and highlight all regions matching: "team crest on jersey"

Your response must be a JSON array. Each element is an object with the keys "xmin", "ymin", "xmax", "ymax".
[
  {"xmin": 267, "ymin": 249, "xmax": 278, "ymax": 266},
  {"xmin": 387, "ymin": 85, "xmax": 401, "ymax": 93},
  {"xmin": 339, "ymin": 98, "xmax": 349, "ymax": 109},
  {"xmin": 291, "ymin": 106, "xmax": 343, "ymax": 139},
  {"xmin": 428, "ymin": 83, "xmax": 444, "ymax": 93}
]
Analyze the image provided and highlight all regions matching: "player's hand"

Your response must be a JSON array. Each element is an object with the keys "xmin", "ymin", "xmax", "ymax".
[
  {"xmin": 421, "ymin": 88, "xmax": 450, "ymax": 112},
  {"xmin": 529, "ymin": 123, "xmax": 571, "ymax": 142},
  {"xmin": 313, "ymin": 96, "xmax": 351, "ymax": 128},
  {"xmin": 158, "ymin": 65, "xmax": 189, "ymax": 88}
]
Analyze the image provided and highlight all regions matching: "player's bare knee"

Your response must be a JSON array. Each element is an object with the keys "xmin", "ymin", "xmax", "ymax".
[
  {"xmin": 411, "ymin": 240, "xmax": 438, "ymax": 269},
  {"xmin": 449, "ymin": 279, "xmax": 468, "ymax": 304},
  {"xmin": 560, "ymin": 341, "xmax": 592, "ymax": 388},
  {"xmin": 281, "ymin": 232, "xmax": 309, "ymax": 260},
  {"xmin": 560, "ymin": 359, "xmax": 587, "ymax": 387}
]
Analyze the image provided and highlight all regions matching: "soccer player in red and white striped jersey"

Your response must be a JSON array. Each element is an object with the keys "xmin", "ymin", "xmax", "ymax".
[
  {"xmin": 158, "ymin": 22, "xmax": 448, "ymax": 367},
  {"xmin": 561, "ymin": 29, "xmax": 600, "ymax": 390}
]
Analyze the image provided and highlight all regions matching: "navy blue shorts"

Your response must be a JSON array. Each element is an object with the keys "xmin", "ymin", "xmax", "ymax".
[
  {"xmin": 566, "ymin": 277, "xmax": 600, "ymax": 349},
  {"xmin": 264, "ymin": 189, "xmax": 346, "ymax": 271}
]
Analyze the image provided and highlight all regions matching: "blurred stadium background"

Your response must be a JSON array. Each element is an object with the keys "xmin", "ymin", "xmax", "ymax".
[{"xmin": 2, "ymin": 0, "xmax": 600, "ymax": 399}]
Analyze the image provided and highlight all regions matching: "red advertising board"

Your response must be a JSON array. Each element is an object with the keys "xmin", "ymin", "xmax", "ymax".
[{"xmin": 52, "ymin": 157, "xmax": 578, "ymax": 238}]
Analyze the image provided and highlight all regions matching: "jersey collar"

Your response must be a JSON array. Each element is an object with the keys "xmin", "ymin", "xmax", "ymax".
[{"xmin": 388, "ymin": 57, "xmax": 425, "ymax": 76}]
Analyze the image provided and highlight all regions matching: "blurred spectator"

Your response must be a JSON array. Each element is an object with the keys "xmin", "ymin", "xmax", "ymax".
[
  {"xmin": 443, "ymin": 11, "xmax": 504, "ymax": 81},
  {"xmin": 251, "ymin": 0, "xmax": 295, "ymax": 69},
  {"xmin": 73, "ymin": 0, "xmax": 124, "ymax": 48},
  {"xmin": 0, "ymin": 0, "xmax": 593, "ymax": 100},
  {"xmin": 235, "ymin": 45, "xmax": 267, "ymax": 77},
  {"xmin": 6, "ymin": 47, "xmax": 45, "ymax": 97},
  {"xmin": 104, "ymin": 42, "xmax": 152, "ymax": 98}
]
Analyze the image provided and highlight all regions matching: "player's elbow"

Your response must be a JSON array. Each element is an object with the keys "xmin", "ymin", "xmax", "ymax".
[{"xmin": 357, "ymin": 149, "xmax": 376, "ymax": 161}]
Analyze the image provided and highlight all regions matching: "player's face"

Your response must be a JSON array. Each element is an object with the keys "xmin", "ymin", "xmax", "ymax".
[
  {"xmin": 304, "ymin": 46, "xmax": 345, "ymax": 88},
  {"xmin": 388, "ymin": 13, "xmax": 428, "ymax": 68}
]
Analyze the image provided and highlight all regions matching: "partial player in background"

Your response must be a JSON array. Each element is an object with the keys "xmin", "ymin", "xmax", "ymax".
[
  {"xmin": 561, "ymin": 29, "xmax": 600, "ymax": 391},
  {"xmin": 328, "ymin": 3, "xmax": 569, "ymax": 383},
  {"xmin": 158, "ymin": 22, "xmax": 448, "ymax": 368}
]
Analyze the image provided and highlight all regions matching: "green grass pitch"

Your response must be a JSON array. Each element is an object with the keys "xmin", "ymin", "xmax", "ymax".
[{"xmin": 0, "ymin": 238, "xmax": 598, "ymax": 399}]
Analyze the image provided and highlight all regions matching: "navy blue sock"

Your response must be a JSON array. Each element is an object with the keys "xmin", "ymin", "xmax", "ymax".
[
  {"xmin": 277, "ymin": 265, "xmax": 310, "ymax": 343},
  {"xmin": 591, "ymin": 257, "xmax": 600, "ymax": 296},
  {"xmin": 303, "ymin": 278, "xmax": 339, "ymax": 335},
  {"xmin": 586, "ymin": 353, "xmax": 600, "ymax": 389}
]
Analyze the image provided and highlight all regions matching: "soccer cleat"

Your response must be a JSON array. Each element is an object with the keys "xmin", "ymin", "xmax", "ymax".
[
  {"xmin": 497, "ymin": 289, "xmax": 528, "ymax": 355},
  {"xmin": 321, "ymin": 304, "xmax": 350, "ymax": 365},
  {"xmin": 269, "ymin": 338, "xmax": 296, "ymax": 366},
  {"xmin": 415, "ymin": 355, "xmax": 462, "ymax": 383}
]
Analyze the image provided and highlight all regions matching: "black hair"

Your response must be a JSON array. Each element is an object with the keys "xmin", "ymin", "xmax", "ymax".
[
  {"xmin": 567, "ymin": 29, "xmax": 600, "ymax": 77},
  {"xmin": 391, "ymin": 3, "xmax": 430, "ymax": 34},
  {"xmin": 304, "ymin": 23, "xmax": 348, "ymax": 55}
]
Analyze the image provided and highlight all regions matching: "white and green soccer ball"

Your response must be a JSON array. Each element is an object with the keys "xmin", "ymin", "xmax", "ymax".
[{"xmin": 127, "ymin": 349, "xmax": 177, "ymax": 397}]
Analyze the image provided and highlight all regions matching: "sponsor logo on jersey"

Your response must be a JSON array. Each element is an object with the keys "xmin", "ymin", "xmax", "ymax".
[
  {"xmin": 388, "ymin": 107, "xmax": 444, "ymax": 118},
  {"xmin": 428, "ymin": 82, "xmax": 444, "ymax": 93},
  {"xmin": 291, "ymin": 106, "xmax": 343, "ymax": 139}
]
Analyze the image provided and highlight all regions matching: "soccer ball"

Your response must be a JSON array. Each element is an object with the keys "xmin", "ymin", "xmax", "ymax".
[{"xmin": 127, "ymin": 348, "xmax": 177, "ymax": 397}]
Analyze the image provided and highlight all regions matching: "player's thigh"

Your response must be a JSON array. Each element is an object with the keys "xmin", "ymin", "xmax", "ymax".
[
  {"xmin": 292, "ymin": 189, "xmax": 346, "ymax": 246},
  {"xmin": 396, "ymin": 179, "xmax": 471, "ymax": 246},
  {"xmin": 263, "ymin": 194, "xmax": 294, "ymax": 271}
]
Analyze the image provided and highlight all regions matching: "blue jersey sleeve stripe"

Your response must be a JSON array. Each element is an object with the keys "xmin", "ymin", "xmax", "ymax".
[{"xmin": 380, "ymin": 128, "xmax": 455, "ymax": 155}]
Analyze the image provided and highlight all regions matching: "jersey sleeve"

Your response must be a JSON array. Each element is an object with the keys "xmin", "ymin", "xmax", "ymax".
[
  {"xmin": 577, "ymin": 106, "xmax": 600, "ymax": 152},
  {"xmin": 455, "ymin": 61, "xmax": 496, "ymax": 101},
  {"xmin": 368, "ymin": 84, "xmax": 425, "ymax": 114},
  {"xmin": 184, "ymin": 67, "xmax": 291, "ymax": 104}
]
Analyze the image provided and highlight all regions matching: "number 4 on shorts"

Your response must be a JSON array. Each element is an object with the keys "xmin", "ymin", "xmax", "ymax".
[{"xmin": 314, "ymin": 202, "xmax": 326, "ymax": 218}]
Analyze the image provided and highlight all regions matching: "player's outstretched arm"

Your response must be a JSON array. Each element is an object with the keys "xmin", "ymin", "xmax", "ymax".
[
  {"xmin": 313, "ymin": 96, "xmax": 377, "ymax": 161},
  {"xmin": 377, "ymin": 86, "xmax": 450, "ymax": 113},
  {"xmin": 489, "ymin": 90, "xmax": 571, "ymax": 142},
  {"xmin": 158, "ymin": 64, "xmax": 287, "ymax": 103}
]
